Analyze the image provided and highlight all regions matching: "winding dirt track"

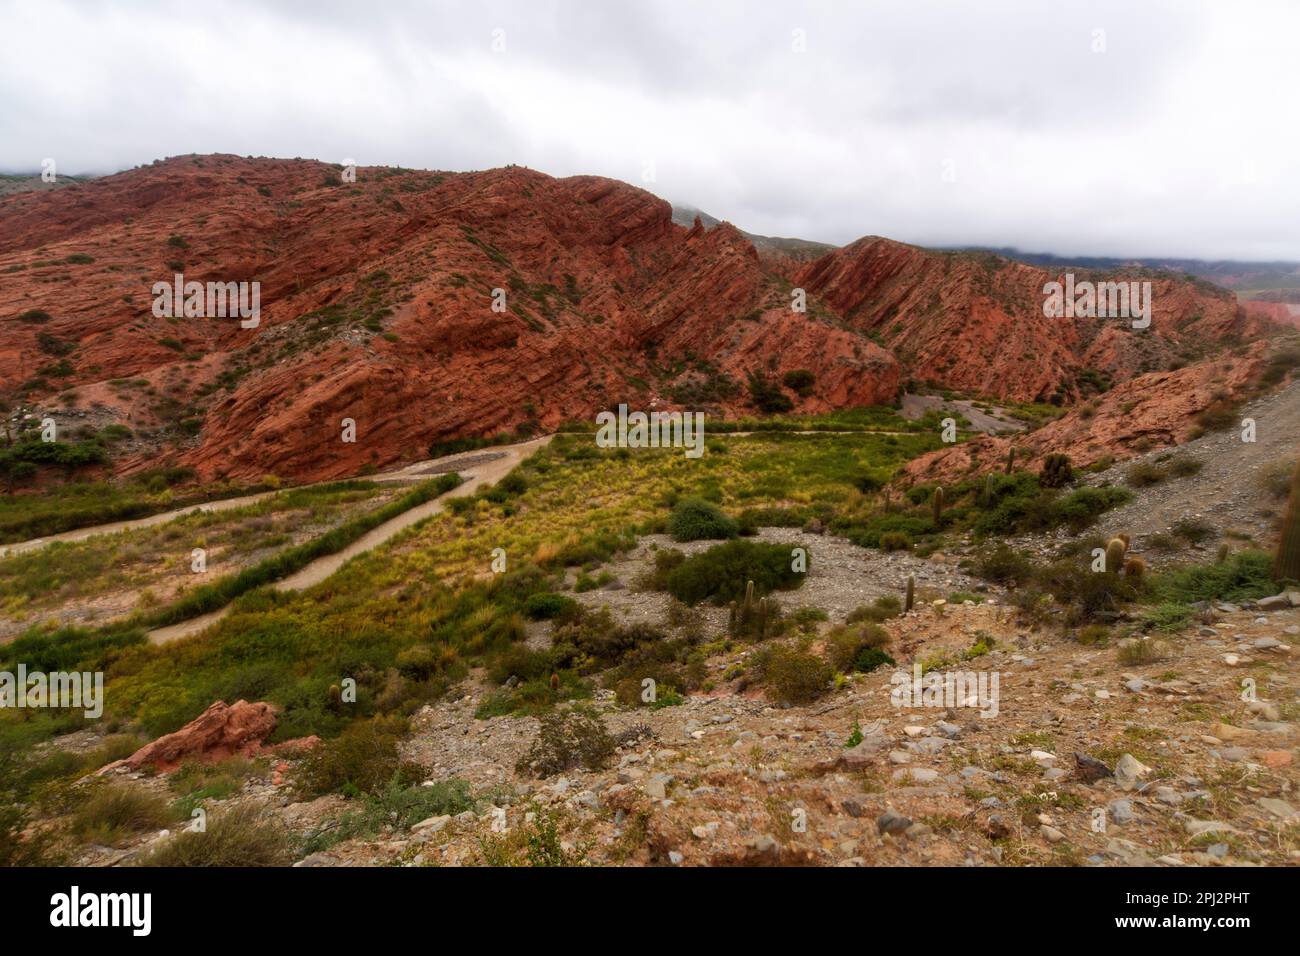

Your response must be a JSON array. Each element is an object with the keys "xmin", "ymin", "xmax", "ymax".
[
  {"xmin": 137, "ymin": 436, "xmax": 551, "ymax": 645},
  {"xmin": 0, "ymin": 490, "xmax": 282, "ymax": 559}
]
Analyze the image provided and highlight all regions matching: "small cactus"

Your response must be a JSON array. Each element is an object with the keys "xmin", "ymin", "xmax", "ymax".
[
  {"xmin": 904, "ymin": 574, "xmax": 915, "ymax": 613},
  {"xmin": 982, "ymin": 474, "xmax": 995, "ymax": 507},
  {"xmin": 1105, "ymin": 537, "xmax": 1127, "ymax": 574},
  {"xmin": 1123, "ymin": 555, "xmax": 1146, "ymax": 580},
  {"xmin": 932, "ymin": 486, "xmax": 945, "ymax": 525},
  {"xmin": 883, "ymin": 487, "xmax": 892, "ymax": 513},
  {"xmin": 1117, "ymin": 532, "xmax": 1131, "ymax": 549},
  {"xmin": 1216, "ymin": 543, "xmax": 1230, "ymax": 564},
  {"xmin": 1275, "ymin": 460, "xmax": 1300, "ymax": 582},
  {"xmin": 1006, "ymin": 447, "xmax": 1016, "ymax": 475},
  {"xmin": 1040, "ymin": 453, "xmax": 1072, "ymax": 488}
]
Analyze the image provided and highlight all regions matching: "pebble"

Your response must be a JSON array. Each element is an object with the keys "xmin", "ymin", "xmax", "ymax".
[
  {"xmin": 877, "ymin": 810, "xmax": 912, "ymax": 835},
  {"xmin": 1108, "ymin": 799, "xmax": 1136, "ymax": 825}
]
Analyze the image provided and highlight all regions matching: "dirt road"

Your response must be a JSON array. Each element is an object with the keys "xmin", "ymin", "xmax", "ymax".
[
  {"xmin": 147, "ymin": 436, "xmax": 551, "ymax": 645},
  {"xmin": 0, "ymin": 490, "xmax": 282, "ymax": 559}
]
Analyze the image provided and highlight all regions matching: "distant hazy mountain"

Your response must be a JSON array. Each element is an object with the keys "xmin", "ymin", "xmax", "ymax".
[
  {"xmin": 955, "ymin": 246, "xmax": 1300, "ymax": 301},
  {"xmin": 671, "ymin": 204, "xmax": 836, "ymax": 261},
  {"xmin": 0, "ymin": 172, "xmax": 94, "ymax": 197}
]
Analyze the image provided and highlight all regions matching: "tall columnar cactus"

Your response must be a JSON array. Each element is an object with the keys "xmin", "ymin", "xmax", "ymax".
[
  {"xmin": 905, "ymin": 575, "xmax": 915, "ymax": 613},
  {"xmin": 982, "ymin": 474, "xmax": 995, "ymax": 508},
  {"xmin": 1274, "ymin": 460, "xmax": 1300, "ymax": 583},
  {"xmin": 1105, "ymin": 537, "xmax": 1128, "ymax": 574},
  {"xmin": 883, "ymin": 488, "xmax": 892, "ymax": 513},
  {"xmin": 1040, "ymin": 453, "xmax": 1072, "ymax": 488},
  {"xmin": 932, "ymin": 486, "xmax": 945, "ymax": 525},
  {"xmin": 1006, "ymin": 447, "xmax": 1016, "ymax": 475}
]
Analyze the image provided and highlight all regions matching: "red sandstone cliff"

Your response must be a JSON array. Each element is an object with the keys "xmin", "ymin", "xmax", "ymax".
[{"xmin": 0, "ymin": 155, "xmax": 1274, "ymax": 482}]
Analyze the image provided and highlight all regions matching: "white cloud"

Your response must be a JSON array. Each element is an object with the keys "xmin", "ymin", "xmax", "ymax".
[{"xmin": 1, "ymin": 0, "xmax": 1296, "ymax": 259}]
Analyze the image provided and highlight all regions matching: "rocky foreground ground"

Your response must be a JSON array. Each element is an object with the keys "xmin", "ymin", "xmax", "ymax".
[{"xmin": 83, "ymin": 587, "xmax": 1299, "ymax": 868}]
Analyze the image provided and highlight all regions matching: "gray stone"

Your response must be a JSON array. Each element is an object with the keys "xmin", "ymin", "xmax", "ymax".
[
  {"xmin": 1257, "ymin": 593, "xmax": 1290, "ymax": 611},
  {"xmin": 841, "ymin": 798, "xmax": 867, "ymax": 818},
  {"xmin": 1154, "ymin": 786, "xmax": 1185, "ymax": 806},
  {"xmin": 840, "ymin": 731, "xmax": 887, "ymax": 768},
  {"xmin": 1258, "ymin": 797, "xmax": 1298, "ymax": 821},
  {"xmin": 1108, "ymin": 799, "xmax": 1136, "ymax": 825},
  {"xmin": 644, "ymin": 773, "xmax": 674, "ymax": 799},
  {"xmin": 892, "ymin": 767, "xmax": 939, "ymax": 783},
  {"xmin": 877, "ymin": 810, "xmax": 912, "ymax": 835},
  {"xmin": 1184, "ymin": 819, "xmax": 1241, "ymax": 837},
  {"xmin": 411, "ymin": 814, "xmax": 451, "ymax": 834},
  {"xmin": 1114, "ymin": 753, "xmax": 1150, "ymax": 791}
]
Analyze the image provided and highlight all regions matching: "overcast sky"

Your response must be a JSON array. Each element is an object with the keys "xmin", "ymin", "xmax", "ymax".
[{"xmin": 2, "ymin": 0, "xmax": 1297, "ymax": 260}]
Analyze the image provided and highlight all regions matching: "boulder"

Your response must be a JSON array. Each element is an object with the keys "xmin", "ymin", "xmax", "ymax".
[{"xmin": 99, "ymin": 699, "xmax": 278, "ymax": 774}]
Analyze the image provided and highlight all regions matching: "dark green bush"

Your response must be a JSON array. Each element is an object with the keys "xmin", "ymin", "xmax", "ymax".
[
  {"xmin": 747, "ymin": 371, "xmax": 794, "ymax": 414},
  {"xmin": 663, "ymin": 540, "xmax": 807, "ymax": 605},
  {"xmin": 668, "ymin": 497, "xmax": 738, "ymax": 542},
  {"xmin": 826, "ymin": 623, "xmax": 892, "ymax": 672},
  {"xmin": 781, "ymin": 369, "xmax": 816, "ymax": 397},
  {"xmin": 523, "ymin": 592, "xmax": 579, "ymax": 621}
]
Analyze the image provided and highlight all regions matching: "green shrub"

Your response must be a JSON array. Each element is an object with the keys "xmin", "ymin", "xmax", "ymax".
[
  {"xmin": 71, "ymin": 783, "xmax": 176, "ymax": 844},
  {"xmin": 975, "ymin": 544, "xmax": 1034, "ymax": 584},
  {"xmin": 1126, "ymin": 461, "xmax": 1166, "ymax": 487},
  {"xmin": 136, "ymin": 802, "xmax": 292, "ymax": 866},
  {"xmin": 301, "ymin": 775, "xmax": 478, "ymax": 854},
  {"xmin": 781, "ymin": 369, "xmax": 816, "ymax": 397},
  {"xmin": 754, "ymin": 645, "xmax": 832, "ymax": 705},
  {"xmin": 1171, "ymin": 518, "xmax": 1214, "ymax": 544},
  {"xmin": 1151, "ymin": 549, "xmax": 1275, "ymax": 604},
  {"xmin": 668, "ymin": 497, "xmax": 738, "ymax": 542},
  {"xmin": 1035, "ymin": 560, "xmax": 1138, "ymax": 623},
  {"xmin": 663, "ymin": 540, "xmax": 807, "ymax": 605},
  {"xmin": 1168, "ymin": 456, "xmax": 1203, "ymax": 478},
  {"xmin": 826, "ymin": 623, "xmax": 892, "ymax": 672},
  {"xmin": 515, "ymin": 706, "xmax": 615, "ymax": 777},
  {"xmin": 853, "ymin": 647, "xmax": 896, "ymax": 673},
  {"xmin": 847, "ymin": 595, "xmax": 901, "ymax": 623},
  {"xmin": 747, "ymin": 371, "xmax": 794, "ymax": 414},
  {"xmin": 879, "ymin": 530, "xmax": 912, "ymax": 551},
  {"xmin": 523, "ymin": 592, "xmax": 579, "ymax": 621},
  {"xmin": 293, "ymin": 716, "xmax": 416, "ymax": 798}
]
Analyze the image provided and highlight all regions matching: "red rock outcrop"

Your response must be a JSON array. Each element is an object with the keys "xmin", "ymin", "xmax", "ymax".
[
  {"xmin": 796, "ymin": 238, "xmax": 1269, "ymax": 404},
  {"xmin": 0, "ymin": 156, "xmax": 904, "ymax": 481},
  {"xmin": 0, "ymin": 155, "xmax": 1270, "ymax": 483},
  {"xmin": 900, "ymin": 342, "xmax": 1272, "ymax": 483},
  {"xmin": 99, "ymin": 699, "xmax": 278, "ymax": 773}
]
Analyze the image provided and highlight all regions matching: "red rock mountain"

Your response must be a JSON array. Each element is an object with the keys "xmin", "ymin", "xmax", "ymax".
[
  {"xmin": 797, "ymin": 238, "xmax": 1266, "ymax": 404},
  {"xmin": 0, "ymin": 155, "xmax": 1273, "ymax": 482}
]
